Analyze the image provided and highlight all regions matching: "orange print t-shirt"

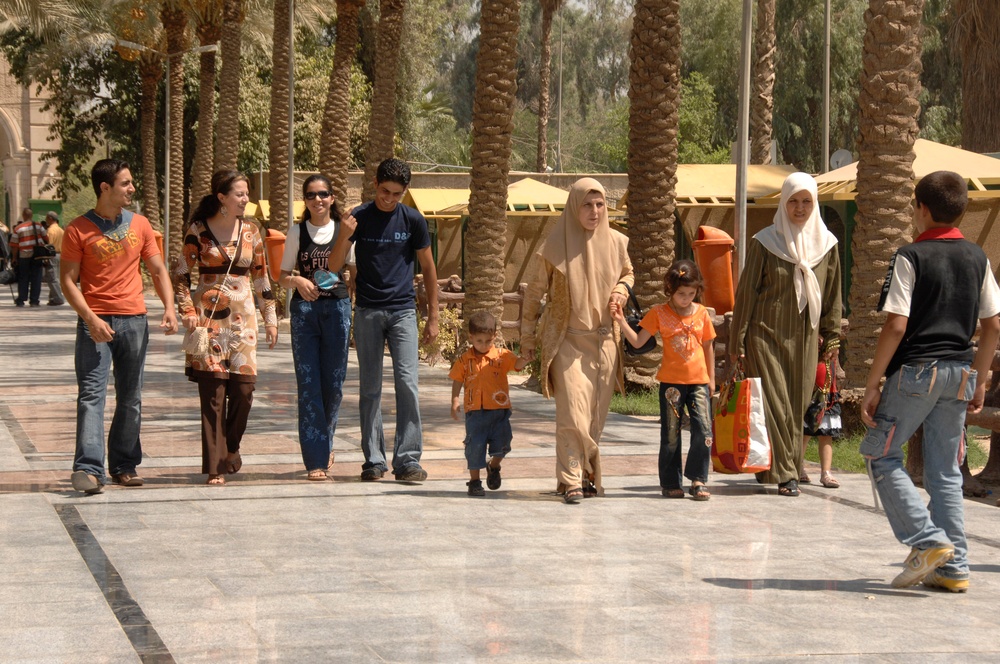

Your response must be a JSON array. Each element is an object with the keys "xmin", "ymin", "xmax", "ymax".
[
  {"xmin": 61, "ymin": 212, "xmax": 160, "ymax": 315},
  {"xmin": 639, "ymin": 302, "xmax": 716, "ymax": 385},
  {"xmin": 448, "ymin": 347, "xmax": 520, "ymax": 411}
]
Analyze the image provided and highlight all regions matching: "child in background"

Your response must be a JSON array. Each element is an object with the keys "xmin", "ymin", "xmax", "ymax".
[
  {"xmin": 450, "ymin": 311, "xmax": 529, "ymax": 496},
  {"xmin": 801, "ymin": 353, "xmax": 842, "ymax": 489},
  {"xmin": 612, "ymin": 260, "xmax": 716, "ymax": 500}
]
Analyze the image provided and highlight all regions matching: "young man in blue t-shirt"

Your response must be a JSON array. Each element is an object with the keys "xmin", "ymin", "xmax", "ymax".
[
  {"xmin": 860, "ymin": 170, "xmax": 1000, "ymax": 592},
  {"xmin": 330, "ymin": 158, "xmax": 439, "ymax": 482}
]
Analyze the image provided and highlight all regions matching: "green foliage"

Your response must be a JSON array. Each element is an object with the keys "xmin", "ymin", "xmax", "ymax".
[
  {"xmin": 805, "ymin": 433, "xmax": 989, "ymax": 474},
  {"xmin": 679, "ymin": 72, "xmax": 731, "ymax": 164},
  {"xmin": 609, "ymin": 388, "xmax": 660, "ymax": 417}
]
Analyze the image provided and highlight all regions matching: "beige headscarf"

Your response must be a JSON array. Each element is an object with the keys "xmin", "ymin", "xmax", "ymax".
[
  {"xmin": 541, "ymin": 178, "xmax": 621, "ymax": 329},
  {"xmin": 754, "ymin": 172, "xmax": 838, "ymax": 329}
]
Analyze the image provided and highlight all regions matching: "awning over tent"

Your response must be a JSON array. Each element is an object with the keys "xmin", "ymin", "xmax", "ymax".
[
  {"xmin": 402, "ymin": 178, "xmax": 625, "ymax": 218},
  {"xmin": 619, "ymin": 164, "xmax": 796, "ymax": 208}
]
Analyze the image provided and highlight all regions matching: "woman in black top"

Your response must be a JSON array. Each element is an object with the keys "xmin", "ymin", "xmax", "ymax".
[{"xmin": 278, "ymin": 174, "xmax": 355, "ymax": 480}]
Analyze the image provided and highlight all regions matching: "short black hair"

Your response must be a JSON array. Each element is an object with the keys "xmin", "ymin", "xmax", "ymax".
[
  {"xmin": 376, "ymin": 158, "xmax": 411, "ymax": 188},
  {"xmin": 91, "ymin": 159, "xmax": 130, "ymax": 198},
  {"xmin": 467, "ymin": 310, "xmax": 497, "ymax": 335},
  {"xmin": 914, "ymin": 171, "xmax": 967, "ymax": 224}
]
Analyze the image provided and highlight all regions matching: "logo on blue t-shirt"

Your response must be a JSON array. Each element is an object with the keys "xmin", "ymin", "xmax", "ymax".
[{"xmin": 395, "ymin": 231, "xmax": 411, "ymax": 242}]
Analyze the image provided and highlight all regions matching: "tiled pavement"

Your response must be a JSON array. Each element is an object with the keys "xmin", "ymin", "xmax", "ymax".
[{"xmin": 2, "ymin": 294, "xmax": 1000, "ymax": 662}]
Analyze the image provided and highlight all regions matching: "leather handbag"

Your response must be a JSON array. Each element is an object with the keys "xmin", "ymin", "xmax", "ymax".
[
  {"xmin": 621, "ymin": 283, "xmax": 657, "ymax": 356},
  {"xmin": 804, "ymin": 360, "xmax": 833, "ymax": 431}
]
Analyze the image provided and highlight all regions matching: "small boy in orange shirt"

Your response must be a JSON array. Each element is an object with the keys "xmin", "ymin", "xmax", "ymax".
[{"xmin": 450, "ymin": 310, "xmax": 529, "ymax": 496}]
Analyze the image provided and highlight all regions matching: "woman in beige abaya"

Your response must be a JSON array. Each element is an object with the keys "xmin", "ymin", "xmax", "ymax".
[{"xmin": 521, "ymin": 178, "xmax": 634, "ymax": 504}]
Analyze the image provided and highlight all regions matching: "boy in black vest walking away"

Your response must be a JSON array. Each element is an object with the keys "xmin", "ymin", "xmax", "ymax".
[{"xmin": 860, "ymin": 170, "xmax": 1000, "ymax": 592}]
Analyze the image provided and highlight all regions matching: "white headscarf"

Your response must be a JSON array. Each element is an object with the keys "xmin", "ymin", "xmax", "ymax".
[{"xmin": 754, "ymin": 172, "xmax": 838, "ymax": 329}]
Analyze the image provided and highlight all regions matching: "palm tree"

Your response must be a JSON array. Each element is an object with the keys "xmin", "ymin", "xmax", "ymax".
[
  {"xmin": 465, "ymin": 0, "xmax": 521, "ymax": 331},
  {"xmin": 361, "ymin": 0, "xmax": 406, "ymax": 202},
  {"xmin": 319, "ymin": 0, "xmax": 366, "ymax": 203},
  {"xmin": 138, "ymin": 51, "xmax": 163, "ymax": 229},
  {"xmin": 268, "ymin": 0, "xmax": 291, "ymax": 229},
  {"xmin": 954, "ymin": 0, "xmax": 1000, "ymax": 152},
  {"xmin": 214, "ymin": 0, "xmax": 244, "ymax": 172},
  {"xmin": 188, "ymin": 0, "xmax": 223, "ymax": 204},
  {"xmin": 625, "ymin": 0, "xmax": 681, "ymax": 381},
  {"xmin": 845, "ymin": 0, "xmax": 923, "ymax": 386},
  {"xmin": 750, "ymin": 0, "xmax": 775, "ymax": 165},
  {"xmin": 161, "ymin": 0, "xmax": 189, "ymax": 258},
  {"xmin": 535, "ymin": 0, "xmax": 562, "ymax": 173}
]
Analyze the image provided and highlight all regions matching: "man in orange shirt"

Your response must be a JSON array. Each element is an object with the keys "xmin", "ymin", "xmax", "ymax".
[{"xmin": 60, "ymin": 159, "xmax": 178, "ymax": 494}]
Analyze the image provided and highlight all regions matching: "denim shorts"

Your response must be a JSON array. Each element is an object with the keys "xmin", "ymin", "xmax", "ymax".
[{"xmin": 464, "ymin": 408, "xmax": 512, "ymax": 470}]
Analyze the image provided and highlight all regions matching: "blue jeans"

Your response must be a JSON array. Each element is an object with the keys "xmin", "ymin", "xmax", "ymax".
[
  {"xmin": 464, "ymin": 409, "xmax": 512, "ymax": 470},
  {"xmin": 290, "ymin": 296, "xmax": 352, "ymax": 471},
  {"xmin": 74, "ymin": 314, "xmax": 149, "ymax": 482},
  {"xmin": 659, "ymin": 383, "xmax": 713, "ymax": 490},
  {"xmin": 860, "ymin": 361, "xmax": 975, "ymax": 578},
  {"xmin": 16, "ymin": 257, "xmax": 43, "ymax": 305},
  {"xmin": 353, "ymin": 307, "xmax": 423, "ymax": 475}
]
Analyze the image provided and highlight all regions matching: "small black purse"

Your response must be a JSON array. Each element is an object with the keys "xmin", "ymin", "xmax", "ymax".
[{"xmin": 621, "ymin": 283, "xmax": 657, "ymax": 356}]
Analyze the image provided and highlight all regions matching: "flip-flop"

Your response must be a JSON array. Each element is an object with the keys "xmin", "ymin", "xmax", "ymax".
[
  {"xmin": 689, "ymin": 484, "xmax": 711, "ymax": 501},
  {"xmin": 307, "ymin": 469, "xmax": 327, "ymax": 481}
]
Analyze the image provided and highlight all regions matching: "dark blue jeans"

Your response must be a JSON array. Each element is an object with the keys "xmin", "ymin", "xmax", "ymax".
[
  {"xmin": 290, "ymin": 296, "xmax": 352, "ymax": 471},
  {"xmin": 74, "ymin": 314, "xmax": 149, "ymax": 482},
  {"xmin": 16, "ymin": 257, "xmax": 43, "ymax": 305},
  {"xmin": 659, "ymin": 382, "xmax": 713, "ymax": 490}
]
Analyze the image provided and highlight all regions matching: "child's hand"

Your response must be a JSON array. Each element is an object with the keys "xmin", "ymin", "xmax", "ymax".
[
  {"xmin": 610, "ymin": 302, "xmax": 625, "ymax": 323},
  {"xmin": 451, "ymin": 397, "xmax": 462, "ymax": 420}
]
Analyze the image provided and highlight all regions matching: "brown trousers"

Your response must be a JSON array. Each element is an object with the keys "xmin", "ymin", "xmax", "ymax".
[{"xmin": 197, "ymin": 376, "xmax": 255, "ymax": 475}]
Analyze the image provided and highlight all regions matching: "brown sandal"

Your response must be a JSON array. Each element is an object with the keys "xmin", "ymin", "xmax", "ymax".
[
  {"xmin": 820, "ymin": 473, "xmax": 840, "ymax": 489},
  {"xmin": 307, "ymin": 469, "xmax": 327, "ymax": 481},
  {"xmin": 226, "ymin": 453, "xmax": 242, "ymax": 475},
  {"xmin": 662, "ymin": 488, "xmax": 685, "ymax": 498},
  {"xmin": 564, "ymin": 488, "xmax": 584, "ymax": 504}
]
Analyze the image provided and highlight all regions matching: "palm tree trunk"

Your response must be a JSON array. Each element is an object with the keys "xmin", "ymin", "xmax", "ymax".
[
  {"xmin": 319, "ymin": 0, "xmax": 366, "ymax": 203},
  {"xmin": 161, "ymin": 2, "xmax": 188, "ymax": 259},
  {"xmin": 955, "ymin": 0, "xmax": 1000, "ymax": 152},
  {"xmin": 846, "ymin": 0, "xmax": 923, "ymax": 386},
  {"xmin": 268, "ymin": 0, "xmax": 292, "ymax": 229},
  {"xmin": 750, "ymin": 0, "xmax": 776, "ymax": 165},
  {"xmin": 215, "ymin": 0, "xmax": 245, "ymax": 172},
  {"xmin": 361, "ymin": 0, "xmax": 406, "ymax": 202},
  {"xmin": 138, "ymin": 54, "xmax": 162, "ymax": 230},
  {"xmin": 465, "ymin": 0, "xmax": 521, "ymax": 333},
  {"xmin": 191, "ymin": 20, "xmax": 221, "ymax": 205},
  {"xmin": 535, "ymin": 0, "xmax": 560, "ymax": 173},
  {"xmin": 626, "ymin": 0, "xmax": 681, "ymax": 381}
]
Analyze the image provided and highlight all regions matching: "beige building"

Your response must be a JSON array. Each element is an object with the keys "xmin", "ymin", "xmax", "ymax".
[{"xmin": 0, "ymin": 55, "xmax": 60, "ymax": 224}]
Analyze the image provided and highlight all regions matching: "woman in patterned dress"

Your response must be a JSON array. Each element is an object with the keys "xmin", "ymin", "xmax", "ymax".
[{"xmin": 173, "ymin": 170, "xmax": 278, "ymax": 485}]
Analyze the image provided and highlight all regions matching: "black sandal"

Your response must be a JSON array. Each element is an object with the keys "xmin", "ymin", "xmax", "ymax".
[
  {"xmin": 689, "ymin": 484, "xmax": 711, "ymax": 501},
  {"xmin": 778, "ymin": 479, "xmax": 800, "ymax": 497},
  {"xmin": 564, "ymin": 488, "xmax": 583, "ymax": 504},
  {"xmin": 582, "ymin": 480, "xmax": 598, "ymax": 498}
]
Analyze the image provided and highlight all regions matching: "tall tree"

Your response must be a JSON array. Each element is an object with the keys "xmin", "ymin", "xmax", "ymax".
[
  {"xmin": 846, "ymin": 0, "xmax": 923, "ymax": 386},
  {"xmin": 215, "ymin": 0, "xmax": 245, "ymax": 172},
  {"xmin": 189, "ymin": 0, "xmax": 222, "ymax": 204},
  {"xmin": 750, "ymin": 0, "xmax": 775, "ymax": 164},
  {"xmin": 161, "ymin": 1, "xmax": 189, "ymax": 258},
  {"xmin": 138, "ymin": 52, "xmax": 162, "ymax": 228},
  {"xmin": 268, "ymin": 0, "xmax": 291, "ymax": 229},
  {"xmin": 626, "ymin": 0, "xmax": 681, "ymax": 381},
  {"xmin": 954, "ymin": 0, "xmax": 1000, "ymax": 152},
  {"xmin": 319, "ymin": 0, "xmax": 366, "ymax": 203},
  {"xmin": 465, "ymin": 0, "xmax": 521, "ymax": 330},
  {"xmin": 361, "ymin": 0, "xmax": 406, "ymax": 202},
  {"xmin": 535, "ymin": 0, "xmax": 562, "ymax": 172}
]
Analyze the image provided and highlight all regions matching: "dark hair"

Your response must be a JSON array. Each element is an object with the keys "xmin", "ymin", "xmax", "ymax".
[
  {"xmin": 300, "ymin": 174, "xmax": 343, "ymax": 223},
  {"xmin": 190, "ymin": 169, "xmax": 249, "ymax": 225},
  {"xmin": 664, "ymin": 259, "xmax": 704, "ymax": 297},
  {"xmin": 21, "ymin": 207, "xmax": 32, "ymax": 219},
  {"xmin": 375, "ymin": 158, "xmax": 411, "ymax": 188},
  {"xmin": 467, "ymin": 310, "xmax": 497, "ymax": 335},
  {"xmin": 91, "ymin": 159, "xmax": 130, "ymax": 198},
  {"xmin": 914, "ymin": 171, "xmax": 968, "ymax": 224}
]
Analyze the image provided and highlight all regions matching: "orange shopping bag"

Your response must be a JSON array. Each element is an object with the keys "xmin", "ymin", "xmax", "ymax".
[{"xmin": 712, "ymin": 362, "xmax": 771, "ymax": 474}]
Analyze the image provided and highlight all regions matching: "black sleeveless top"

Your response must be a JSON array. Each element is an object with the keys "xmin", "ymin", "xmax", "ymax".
[{"xmin": 294, "ymin": 222, "xmax": 348, "ymax": 300}]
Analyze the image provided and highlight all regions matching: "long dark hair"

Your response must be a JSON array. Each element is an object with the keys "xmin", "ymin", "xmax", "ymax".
[
  {"xmin": 664, "ymin": 259, "xmax": 704, "ymax": 298},
  {"xmin": 190, "ymin": 169, "xmax": 249, "ymax": 225},
  {"xmin": 300, "ymin": 173, "xmax": 343, "ymax": 223}
]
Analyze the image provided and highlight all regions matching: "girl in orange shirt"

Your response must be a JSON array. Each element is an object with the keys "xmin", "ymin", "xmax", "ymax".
[{"xmin": 613, "ymin": 260, "xmax": 716, "ymax": 500}]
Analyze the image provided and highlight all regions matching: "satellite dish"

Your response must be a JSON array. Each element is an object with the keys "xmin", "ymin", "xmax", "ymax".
[{"xmin": 830, "ymin": 149, "xmax": 854, "ymax": 170}]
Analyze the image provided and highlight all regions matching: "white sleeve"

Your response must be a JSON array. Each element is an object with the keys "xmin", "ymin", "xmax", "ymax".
[
  {"xmin": 346, "ymin": 242, "xmax": 356, "ymax": 267},
  {"xmin": 279, "ymin": 224, "xmax": 300, "ymax": 273},
  {"xmin": 880, "ymin": 254, "xmax": 915, "ymax": 317},
  {"xmin": 979, "ymin": 260, "xmax": 1000, "ymax": 318}
]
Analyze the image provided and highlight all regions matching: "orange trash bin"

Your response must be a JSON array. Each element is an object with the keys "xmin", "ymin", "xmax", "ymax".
[
  {"xmin": 692, "ymin": 226, "xmax": 735, "ymax": 315},
  {"xmin": 264, "ymin": 228, "xmax": 286, "ymax": 282}
]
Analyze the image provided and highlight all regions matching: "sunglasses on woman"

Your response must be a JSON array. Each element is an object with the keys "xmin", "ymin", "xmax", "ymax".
[{"xmin": 304, "ymin": 191, "xmax": 331, "ymax": 200}]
